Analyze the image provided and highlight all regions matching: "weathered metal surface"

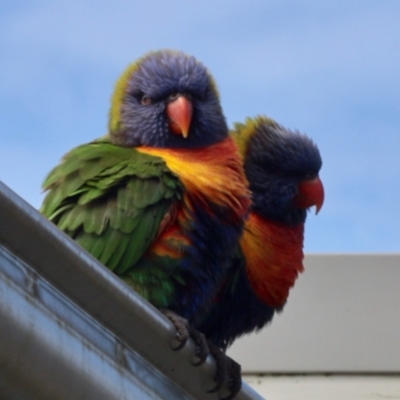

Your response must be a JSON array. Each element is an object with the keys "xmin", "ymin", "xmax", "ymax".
[
  {"xmin": 0, "ymin": 180, "xmax": 264, "ymax": 400},
  {"xmin": 0, "ymin": 245, "xmax": 186, "ymax": 400}
]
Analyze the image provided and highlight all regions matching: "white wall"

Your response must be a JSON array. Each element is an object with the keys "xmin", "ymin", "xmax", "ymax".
[{"xmin": 228, "ymin": 254, "xmax": 400, "ymax": 373}]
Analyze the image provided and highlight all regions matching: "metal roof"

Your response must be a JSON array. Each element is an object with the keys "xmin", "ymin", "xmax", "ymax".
[{"xmin": 0, "ymin": 180, "xmax": 264, "ymax": 400}]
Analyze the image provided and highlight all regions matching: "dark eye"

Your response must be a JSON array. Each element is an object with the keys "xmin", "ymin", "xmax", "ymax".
[
  {"xmin": 141, "ymin": 94, "xmax": 152, "ymax": 105},
  {"xmin": 168, "ymin": 93, "xmax": 179, "ymax": 102},
  {"xmin": 304, "ymin": 172, "xmax": 317, "ymax": 180}
]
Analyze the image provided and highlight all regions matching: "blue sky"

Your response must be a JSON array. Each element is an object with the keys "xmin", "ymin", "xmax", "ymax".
[{"xmin": 0, "ymin": 1, "xmax": 399, "ymax": 253}]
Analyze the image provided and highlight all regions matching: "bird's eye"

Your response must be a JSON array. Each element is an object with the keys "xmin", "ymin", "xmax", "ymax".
[
  {"xmin": 141, "ymin": 95, "xmax": 152, "ymax": 105},
  {"xmin": 168, "ymin": 93, "xmax": 179, "ymax": 101},
  {"xmin": 305, "ymin": 173, "xmax": 316, "ymax": 180}
]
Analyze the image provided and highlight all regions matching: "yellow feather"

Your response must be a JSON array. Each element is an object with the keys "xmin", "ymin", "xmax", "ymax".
[
  {"xmin": 136, "ymin": 138, "xmax": 250, "ymax": 218},
  {"xmin": 109, "ymin": 62, "xmax": 139, "ymax": 135},
  {"xmin": 231, "ymin": 115, "xmax": 278, "ymax": 157}
]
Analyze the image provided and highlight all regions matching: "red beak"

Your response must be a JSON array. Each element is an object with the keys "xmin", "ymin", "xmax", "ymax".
[
  {"xmin": 166, "ymin": 95, "xmax": 193, "ymax": 138},
  {"xmin": 293, "ymin": 176, "xmax": 325, "ymax": 214}
]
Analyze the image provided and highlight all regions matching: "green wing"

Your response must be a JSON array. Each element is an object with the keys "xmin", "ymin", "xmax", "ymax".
[{"xmin": 41, "ymin": 138, "xmax": 184, "ymax": 306}]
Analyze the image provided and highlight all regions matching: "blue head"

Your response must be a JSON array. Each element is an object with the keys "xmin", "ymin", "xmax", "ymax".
[
  {"xmin": 109, "ymin": 50, "xmax": 228, "ymax": 148},
  {"xmin": 235, "ymin": 117, "xmax": 324, "ymax": 225}
]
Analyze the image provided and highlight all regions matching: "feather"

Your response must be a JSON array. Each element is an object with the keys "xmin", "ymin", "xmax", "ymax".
[
  {"xmin": 84, "ymin": 202, "xmax": 108, "ymax": 234},
  {"xmin": 114, "ymin": 202, "xmax": 167, "ymax": 275},
  {"xmin": 106, "ymin": 233, "xmax": 130, "ymax": 272},
  {"xmin": 59, "ymin": 172, "xmax": 85, "ymax": 201},
  {"xmin": 98, "ymin": 228, "xmax": 125, "ymax": 265},
  {"xmin": 75, "ymin": 231, "xmax": 97, "ymax": 254},
  {"xmin": 59, "ymin": 204, "xmax": 86, "ymax": 232},
  {"xmin": 78, "ymin": 187, "xmax": 107, "ymax": 205}
]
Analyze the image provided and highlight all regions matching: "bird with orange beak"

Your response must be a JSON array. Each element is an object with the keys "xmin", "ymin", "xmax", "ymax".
[{"xmin": 41, "ymin": 50, "xmax": 251, "ymax": 392}]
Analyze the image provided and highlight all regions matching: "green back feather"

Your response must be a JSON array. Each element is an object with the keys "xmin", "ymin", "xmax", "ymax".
[{"xmin": 41, "ymin": 138, "xmax": 184, "ymax": 307}]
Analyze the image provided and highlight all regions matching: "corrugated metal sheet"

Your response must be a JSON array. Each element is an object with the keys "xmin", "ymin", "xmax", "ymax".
[{"xmin": 0, "ymin": 180, "xmax": 264, "ymax": 400}]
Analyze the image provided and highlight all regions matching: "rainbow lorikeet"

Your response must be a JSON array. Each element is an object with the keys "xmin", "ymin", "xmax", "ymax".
[
  {"xmin": 40, "ymin": 51, "xmax": 251, "ymax": 380},
  {"xmin": 197, "ymin": 116, "xmax": 324, "ymax": 350}
]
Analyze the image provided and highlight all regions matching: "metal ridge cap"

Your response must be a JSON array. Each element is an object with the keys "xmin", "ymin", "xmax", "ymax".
[
  {"xmin": 0, "ymin": 244, "xmax": 191, "ymax": 400},
  {"xmin": 0, "ymin": 180, "xmax": 264, "ymax": 400}
]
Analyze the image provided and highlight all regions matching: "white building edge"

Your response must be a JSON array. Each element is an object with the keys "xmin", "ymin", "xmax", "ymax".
[{"xmin": 229, "ymin": 253, "xmax": 400, "ymax": 374}]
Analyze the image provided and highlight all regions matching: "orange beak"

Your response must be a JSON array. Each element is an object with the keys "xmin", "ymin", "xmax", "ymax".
[
  {"xmin": 293, "ymin": 176, "xmax": 325, "ymax": 214},
  {"xmin": 166, "ymin": 95, "xmax": 193, "ymax": 138}
]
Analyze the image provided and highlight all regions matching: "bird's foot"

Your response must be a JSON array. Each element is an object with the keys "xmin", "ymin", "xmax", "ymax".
[
  {"xmin": 207, "ymin": 341, "xmax": 242, "ymax": 400},
  {"xmin": 161, "ymin": 309, "xmax": 209, "ymax": 365}
]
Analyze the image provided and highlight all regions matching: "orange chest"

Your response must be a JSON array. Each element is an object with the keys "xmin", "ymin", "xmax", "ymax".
[
  {"xmin": 137, "ymin": 137, "xmax": 250, "ymax": 220},
  {"xmin": 241, "ymin": 213, "xmax": 305, "ymax": 307},
  {"xmin": 137, "ymin": 138, "xmax": 251, "ymax": 259}
]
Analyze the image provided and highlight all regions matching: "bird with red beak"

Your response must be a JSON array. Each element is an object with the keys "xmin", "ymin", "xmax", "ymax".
[{"xmin": 197, "ymin": 116, "xmax": 325, "ymax": 351}]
